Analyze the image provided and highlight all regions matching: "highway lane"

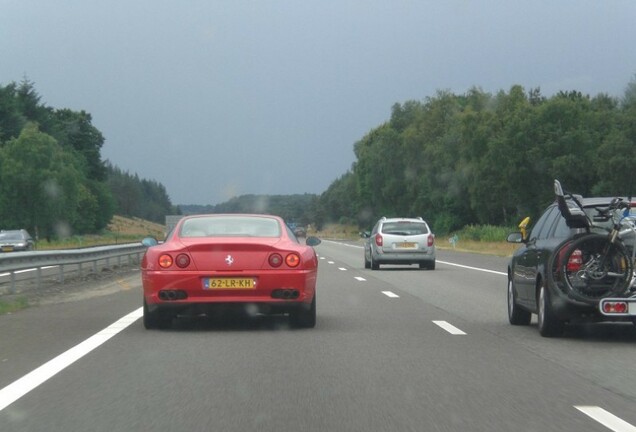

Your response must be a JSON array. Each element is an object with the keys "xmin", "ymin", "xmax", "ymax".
[{"xmin": 1, "ymin": 242, "xmax": 635, "ymax": 431}]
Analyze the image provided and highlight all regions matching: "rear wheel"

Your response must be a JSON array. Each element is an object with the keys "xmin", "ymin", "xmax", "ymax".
[
  {"xmin": 290, "ymin": 294, "xmax": 316, "ymax": 328},
  {"xmin": 364, "ymin": 251, "xmax": 371, "ymax": 269},
  {"xmin": 371, "ymin": 255, "xmax": 379, "ymax": 270},
  {"xmin": 537, "ymin": 280, "xmax": 564, "ymax": 337},
  {"xmin": 508, "ymin": 278, "xmax": 531, "ymax": 325},
  {"xmin": 143, "ymin": 298, "xmax": 171, "ymax": 330}
]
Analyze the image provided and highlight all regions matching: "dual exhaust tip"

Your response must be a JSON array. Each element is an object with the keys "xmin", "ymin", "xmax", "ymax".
[
  {"xmin": 271, "ymin": 289, "xmax": 300, "ymax": 299},
  {"xmin": 158, "ymin": 290, "xmax": 188, "ymax": 301},
  {"xmin": 159, "ymin": 289, "xmax": 298, "ymax": 301}
]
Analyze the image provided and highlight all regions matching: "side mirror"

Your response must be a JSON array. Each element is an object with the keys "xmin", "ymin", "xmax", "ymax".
[
  {"xmin": 506, "ymin": 232, "xmax": 525, "ymax": 244},
  {"xmin": 305, "ymin": 236, "xmax": 321, "ymax": 247},
  {"xmin": 142, "ymin": 237, "xmax": 158, "ymax": 247},
  {"xmin": 360, "ymin": 231, "xmax": 370, "ymax": 238}
]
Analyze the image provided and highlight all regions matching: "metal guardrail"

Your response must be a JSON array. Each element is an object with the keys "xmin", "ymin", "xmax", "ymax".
[{"xmin": 0, "ymin": 243, "xmax": 148, "ymax": 294}]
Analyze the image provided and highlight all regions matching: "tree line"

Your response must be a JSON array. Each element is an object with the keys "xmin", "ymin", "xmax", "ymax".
[
  {"xmin": 4, "ymin": 77, "xmax": 636, "ymax": 239},
  {"xmin": 317, "ymin": 80, "xmax": 636, "ymax": 234},
  {"xmin": 0, "ymin": 79, "xmax": 177, "ymax": 240}
]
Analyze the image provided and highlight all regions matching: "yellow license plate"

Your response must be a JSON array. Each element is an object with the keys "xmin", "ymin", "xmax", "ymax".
[
  {"xmin": 396, "ymin": 242, "xmax": 416, "ymax": 249},
  {"xmin": 1, "ymin": 246, "xmax": 13, "ymax": 252},
  {"xmin": 204, "ymin": 278, "xmax": 255, "ymax": 289}
]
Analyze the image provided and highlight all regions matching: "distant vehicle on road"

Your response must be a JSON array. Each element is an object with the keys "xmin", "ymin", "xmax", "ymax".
[
  {"xmin": 0, "ymin": 229, "xmax": 35, "ymax": 252},
  {"xmin": 363, "ymin": 217, "xmax": 436, "ymax": 270}
]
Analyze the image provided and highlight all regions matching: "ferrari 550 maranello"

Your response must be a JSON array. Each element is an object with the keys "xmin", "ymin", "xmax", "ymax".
[{"xmin": 141, "ymin": 214, "xmax": 321, "ymax": 329}]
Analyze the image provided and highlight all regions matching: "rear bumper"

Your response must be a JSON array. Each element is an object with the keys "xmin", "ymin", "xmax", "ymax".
[
  {"xmin": 549, "ymin": 286, "xmax": 636, "ymax": 323},
  {"xmin": 372, "ymin": 249, "xmax": 435, "ymax": 264},
  {"xmin": 142, "ymin": 269, "xmax": 317, "ymax": 307}
]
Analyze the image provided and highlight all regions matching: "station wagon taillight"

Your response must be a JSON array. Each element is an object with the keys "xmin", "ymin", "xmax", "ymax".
[
  {"xmin": 428, "ymin": 235, "xmax": 435, "ymax": 247},
  {"xmin": 375, "ymin": 233, "xmax": 383, "ymax": 247}
]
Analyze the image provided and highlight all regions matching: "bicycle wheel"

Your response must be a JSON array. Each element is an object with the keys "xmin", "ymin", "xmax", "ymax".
[{"xmin": 557, "ymin": 234, "xmax": 632, "ymax": 302}]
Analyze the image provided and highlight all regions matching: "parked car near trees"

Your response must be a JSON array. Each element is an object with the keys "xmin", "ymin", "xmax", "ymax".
[{"xmin": 0, "ymin": 229, "xmax": 34, "ymax": 252}]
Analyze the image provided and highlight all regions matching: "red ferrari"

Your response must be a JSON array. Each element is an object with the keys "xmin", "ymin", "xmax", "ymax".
[{"xmin": 141, "ymin": 214, "xmax": 321, "ymax": 329}]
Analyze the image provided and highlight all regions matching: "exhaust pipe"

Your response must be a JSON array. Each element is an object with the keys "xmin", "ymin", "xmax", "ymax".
[
  {"xmin": 158, "ymin": 290, "xmax": 188, "ymax": 301},
  {"xmin": 272, "ymin": 289, "xmax": 300, "ymax": 299}
]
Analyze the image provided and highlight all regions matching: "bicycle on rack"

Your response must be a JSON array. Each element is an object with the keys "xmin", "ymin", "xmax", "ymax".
[{"xmin": 554, "ymin": 180, "xmax": 636, "ymax": 302}]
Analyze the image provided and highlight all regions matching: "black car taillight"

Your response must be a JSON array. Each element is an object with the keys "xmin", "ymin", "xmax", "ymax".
[{"xmin": 567, "ymin": 249, "xmax": 583, "ymax": 272}]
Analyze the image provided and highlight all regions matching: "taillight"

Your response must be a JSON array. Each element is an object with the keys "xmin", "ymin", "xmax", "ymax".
[
  {"xmin": 375, "ymin": 233, "xmax": 383, "ymax": 247},
  {"xmin": 428, "ymin": 234, "xmax": 435, "ymax": 247},
  {"xmin": 175, "ymin": 254, "xmax": 191, "ymax": 268},
  {"xmin": 567, "ymin": 249, "xmax": 583, "ymax": 272},
  {"xmin": 285, "ymin": 253, "xmax": 301, "ymax": 267},
  {"xmin": 602, "ymin": 301, "xmax": 628, "ymax": 314},
  {"xmin": 159, "ymin": 254, "xmax": 173, "ymax": 268},
  {"xmin": 269, "ymin": 253, "xmax": 283, "ymax": 267}
]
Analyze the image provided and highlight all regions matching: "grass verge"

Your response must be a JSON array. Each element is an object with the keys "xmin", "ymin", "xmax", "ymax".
[{"xmin": 0, "ymin": 296, "xmax": 29, "ymax": 314}]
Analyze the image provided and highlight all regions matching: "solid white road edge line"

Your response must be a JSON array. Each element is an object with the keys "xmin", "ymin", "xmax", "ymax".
[
  {"xmin": 382, "ymin": 291, "xmax": 399, "ymax": 298},
  {"xmin": 433, "ymin": 320, "xmax": 467, "ymax": 335},
  {"xmin": 0, "ymin": 307, "xmax": 143, "ymax": 412},
  {"xmin": 574, "ymin": 406, "xmax": 636, "ymax": 432}
]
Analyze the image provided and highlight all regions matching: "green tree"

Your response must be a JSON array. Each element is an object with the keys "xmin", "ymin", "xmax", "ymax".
[{"xmin": 0, "ymin": 123, "xmax": 92, "ymax": 239}]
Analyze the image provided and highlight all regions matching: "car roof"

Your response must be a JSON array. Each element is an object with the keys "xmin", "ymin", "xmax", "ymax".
[{"xmin": 379, "ymin": 217, "xmax": 426, "ymax": 223}]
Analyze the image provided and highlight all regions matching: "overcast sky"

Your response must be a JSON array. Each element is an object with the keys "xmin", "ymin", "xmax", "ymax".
[{"xmin": 2, "ymin": 1, "xmax": 636, "ymax": 205}]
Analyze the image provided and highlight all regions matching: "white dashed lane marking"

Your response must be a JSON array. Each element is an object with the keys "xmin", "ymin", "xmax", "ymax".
[
  {"xmin": 432, "ymin": 320, "xmax": 467, "ymax": 335},
  {"xmin": 382, "ymin": 291, "xmax": 399, "ymax": 298},
  {"xmin": 575, "ymin": 406, "xmax": 636, "ymax": 432}
]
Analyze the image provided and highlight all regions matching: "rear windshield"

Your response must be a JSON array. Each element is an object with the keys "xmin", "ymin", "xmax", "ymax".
[
  {"xmin": 381, "ymin": 222, "xmax": 429, "ymax": 235},
  {"xmin": 0, "ymin": 232, "xmax": 23, "ymax": 240},
  {"xmin": 179, "ymin": 216, "xmax": 281, "ymax": 238}
]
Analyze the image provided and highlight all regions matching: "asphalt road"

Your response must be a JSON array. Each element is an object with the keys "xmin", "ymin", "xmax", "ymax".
[{"xmin": 1, "ymin": 240, "xmax": 635, "ymax": 432}]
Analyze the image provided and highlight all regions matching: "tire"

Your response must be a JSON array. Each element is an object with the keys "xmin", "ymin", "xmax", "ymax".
[
  {"xmin": 290, "ymin": 294, "xmax": 316, "ymax": 328},
  {"xmin": 371, "ymin": 255, "xmax": 379, "ymax": 270},
  {"xmin": 537, "ymin": 280, "xmax": 564, "ymax": 337},
  {"xmin": 559, "ymin": 234, "xmax": 632, "ymax": 302},
  {"xmin": 364, "ymin": 251, "xmax": 371, "ymax": 269},
  {"xmin": 508, "ymin": 278, "xmax": 531, "ymax": 325},
  {"xmin": 143, "ymin": 298, "xmax": 170, "ymax": 330},
  {"xmin": 419, "ymin": 261, "xmax": 435, "ymax": 270}
]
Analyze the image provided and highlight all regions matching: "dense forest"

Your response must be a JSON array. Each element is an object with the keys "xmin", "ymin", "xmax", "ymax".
[
  {"xmin": 0, "ymin": 79, "xmax": 177, "ymax": 240},
  {"xmin": 318, "ymin": 80, "xmax": 636, "ymax": 234},
  {"xmin": 2, "ymin": 77, "xmax": 636, "ymax": 239},
  {"xmin": 181, "ymin": 193, "xmax": 318, "ymax": 227}
]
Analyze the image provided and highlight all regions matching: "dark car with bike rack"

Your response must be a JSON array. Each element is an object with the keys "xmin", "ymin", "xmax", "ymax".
[{"xmin": 506, "ymin": 180, "xmax": 636, "ymax": 337}]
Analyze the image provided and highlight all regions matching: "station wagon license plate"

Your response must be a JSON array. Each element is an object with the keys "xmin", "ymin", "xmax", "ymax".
[
  {"xmin": 395, "ymin": 242, "xmax": 417, "ymax": 249},
  {"xmin": 203, "ymin": 278, "xmax": 255, "ymax": 289}
]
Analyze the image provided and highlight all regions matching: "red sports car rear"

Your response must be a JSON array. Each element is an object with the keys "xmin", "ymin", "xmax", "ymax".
[{"xmin": 141, "ymin": 214, "xmax": 320, "ymax": 329}]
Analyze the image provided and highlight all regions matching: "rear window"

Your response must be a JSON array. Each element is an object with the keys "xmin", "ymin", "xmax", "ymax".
[
  {"xmin": 381, "ymin": 222, "xmax": 429, "ymax": 235},
  {"xmin": 180, "ymin": 216, "xmax": 281, "ymax": 238},
  {"xmin": 0, "ymin": 232, "xmax": 23, "ymax": 240}
]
